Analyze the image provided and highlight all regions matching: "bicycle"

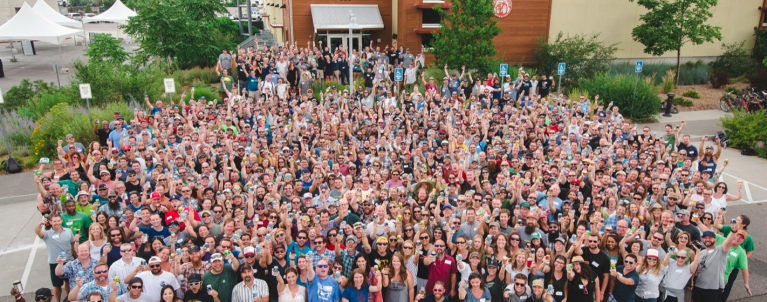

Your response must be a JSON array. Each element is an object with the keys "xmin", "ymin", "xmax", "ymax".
[{"xmin": 720, "ymin": 92, "xmax": 742, "ymax": 112}]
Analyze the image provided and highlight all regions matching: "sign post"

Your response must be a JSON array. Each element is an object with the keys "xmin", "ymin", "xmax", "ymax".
[
  {"xmin": 0, "ymin": 89, "xmax": 10, "ymax": 158},
  {"xmin": 394, "ymin": 68, "xmax": 403, "ymax": 93},
  {"xmin": 557, "ymin": 62, "xmax": 566, "ymax": 96},
  {"xmin": 78, "ymin": 84, "xmax": 93, "ymax": 123},
  {"xmin": 164, "ymin": 78, "xmax": 176, "ymax": 103},
  {"xmin": 499, "ymin": 63, "xmax": 508, "ymax": 94},
  {"xmin": 632, "ymin": 60, "xmax": 643, "ymax": 117}
]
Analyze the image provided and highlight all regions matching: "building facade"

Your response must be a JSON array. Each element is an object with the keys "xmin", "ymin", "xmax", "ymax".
[{"xmin": 262, "ymin": 0, "xmax": 761, "ymax": 63}]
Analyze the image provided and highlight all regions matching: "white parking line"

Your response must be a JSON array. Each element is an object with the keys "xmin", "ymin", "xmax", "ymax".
[
  {"xmin": 20, "ymin": 236, "xmax": 40, "ymax": 294},
  {"xmin": 0, "ymin": 193, "xmax": 37, "ymax": 200}
]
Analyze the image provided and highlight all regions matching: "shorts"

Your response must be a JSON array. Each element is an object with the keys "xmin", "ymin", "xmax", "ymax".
[
  {"xmin": 50, "ymin": 263, "xmax": 64, "ymax": 287},
  {"xmin": 692, "ymin": 286, "xmax": 722, "ymax": 302}
]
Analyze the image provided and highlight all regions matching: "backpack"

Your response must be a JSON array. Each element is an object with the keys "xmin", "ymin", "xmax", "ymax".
[{"xmin": 5, "ymin": 157, "xmax": 22, "ymax": 173}]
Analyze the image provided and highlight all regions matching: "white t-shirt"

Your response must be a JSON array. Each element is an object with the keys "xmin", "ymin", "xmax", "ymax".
[{"xmin": 136, "ymin": 271, "xmax": 180, "ymax": 302}]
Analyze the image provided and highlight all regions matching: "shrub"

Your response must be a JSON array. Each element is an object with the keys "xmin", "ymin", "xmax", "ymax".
[
  {"xmin": 673, "ymin": 97, "xmax": 693, "ymax": 107},
  {"xmin": 0, "ymin": 111, "xmax": 35, "ymax": 157},
  {"xmin": 720, "ymin": 109, "xmax": 767, "ymax": 158},
  {"xmin": 724, "ymin": 86, "xmax": 741, "ymax": 94},
  {"xmin": 710, "ymin": 41, "xmax": 758, "ymax": 78},
  {"xmin": 677, "ymin": 61, "xmax": 711, "ymax": 85},
  {"xmin": 682, "ymin": 90, "xmax": 701, "ymax": 99},
  {"xmin": 533, "ymin": 32, "xmax": 618, "ymax": 89},
  {"xmin": 710, "ymin": 70, "xmax": 729, "ymax": 89},
  {"xmin": 30, "ymin": 102, "xmax": 136, "ymax": 160},
  {"xmin": 661, "ymin": 70, "xmax": 675, "ymax": 93},
  {"xmin": 579, "ymin": 73, "xmax": 661, "ymax": 120},
  {"xmin": 566, "ymin": 88, "xmax": 589, "ymax": 104},
  {"xmin": 3, "ymin": 79, "xmax": 57, "ymax": 110},
  {"xmin": 182, "ymin": 85, "xmax": 219, "ymax": 103},
  {"xmin": 747, "ymin": 69, "xmax": 767, "ymax": 90}
]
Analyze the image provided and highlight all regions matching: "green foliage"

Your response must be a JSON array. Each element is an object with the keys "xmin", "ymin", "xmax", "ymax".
[
  {"xmin": 673, "ymin": 97, "xmax": 693, "ymax": 106},
  {"xmin": 661, "ymin": 70, "xmax": 676, "ymax": 93},
  {"xmin": 710, "ymin": 42, "xmax": 758, "ymax": 78},
  {"xmin": 566, "ymin": 88, "xmax": 589, "ymax": 104},
  {"xmin": 720, "ymin": 110, "xmax": 767, "ymax": 158},
  {"xmin": 70, "ymin": 60, "xmax": 170, "ymax": 104},
  {"xmin": 173, "ymin": 67, "xmax": 221, "ymax": 86},
  {"xmin": 30, "ymin": 102, "xmax": 136, "ymax": 159},
  {"xmin": 608, "ymin": 61, "xmax": 710, "ymax": 85},
  {"xmin": 533, "ymin": 32, "xmax": 617, "ymax": 89},
  {"xmin": 579, "ymin": 73, "xmax": 662, "ymax": 120},
  {"xmin": 17, "ymin": 90, "xmax": 79, "ymax": 119},
  {"xmin": 682, "ymin": 90, "xmax": 701, "ymax": 99},
  {"xmin": 629, "ymin": 0, "xmax": 722, "ymax": 84},
  {"xmin": 123, "ymin": 0, "xmax": 239, "ymax": 69},
  {"xmin": 755, "ymin": 29, "xmax": 767, "ymax": 63},
  {"xmin": 85, "ymin": 33, "xmax": 129, "ymax": 64},
  {"xmin": 430, "ymin": 0, "xmax": 501, "ymax": 75},
  {"xmin": 2, "ymin": 79, "xmax": 57, "ymax": 110},
  {"xmin": 181, "ymin": 85, "xmax": 218, "ymax": 104},
  {"xmin": 309, "ymin": 81, "xmax": 349, "ymax": 100},
  {"xmin": 0, "ymin": 111, "xmax": 35, "ymax": 157},
  {"xmin": 724, "ymin": 86, "xmax": 741, "ymax": 94}
]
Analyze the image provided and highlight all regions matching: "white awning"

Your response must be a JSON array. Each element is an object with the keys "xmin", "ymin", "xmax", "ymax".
[
  {"xmin": 0, "ymin": 2, "xmax": 82, "ymax": 45},
  {"xmin": 83, "ymin": 0, "xmax": 137, "ymax": 25},
  {"xmin": 310, "ymin": 4, "xmax": 383, "ymax": 30}
]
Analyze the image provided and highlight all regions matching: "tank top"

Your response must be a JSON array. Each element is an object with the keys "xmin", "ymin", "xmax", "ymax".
[
  {"xmin": 384, "ymin": 280, "xmax": 408, "ymax": 302},
  {"xmin": 279, "ymin": 285, "xmax": 306, "ymax": 302}
]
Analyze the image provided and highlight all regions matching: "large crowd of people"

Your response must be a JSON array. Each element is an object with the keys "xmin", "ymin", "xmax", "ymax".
[{"xmin": 26, "ymin": 41, "xmax": 755, "ymax": 302}]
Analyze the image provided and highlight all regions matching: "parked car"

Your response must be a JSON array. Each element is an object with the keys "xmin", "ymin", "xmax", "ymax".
[
  {"xmin": 66, "ymin": 13, "xmax": 81, "ymax": 20},
  {"xmin": 58, "ymin": 0, "xmax": 67, "ymax": 7}
]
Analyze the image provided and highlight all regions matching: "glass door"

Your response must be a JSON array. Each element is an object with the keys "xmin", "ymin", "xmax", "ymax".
[{"xmin": 329, "ymin": 35, "xmax": 346, "ymax": 53}]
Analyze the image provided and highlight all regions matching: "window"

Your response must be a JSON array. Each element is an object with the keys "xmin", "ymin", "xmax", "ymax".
[
  {"xmin": 422, "ymin": 33, "xmax": 435, "ymax": 48},
  {"xmin": 422, "ymin": 9, "xmax": 441, "ymax": 28}
]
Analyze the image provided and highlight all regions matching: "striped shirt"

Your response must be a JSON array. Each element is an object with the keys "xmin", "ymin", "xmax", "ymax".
[
  {"xmin": 62, "ymin": 259, "xmax": 98, "ymax": 288},
  {"xmin": 231, "ymin": 279, "xmax": 269, "ymax": 302},
  {"xmin": 309, "ymin": 249, "xmax": 336, "ymax": 266},
  {"xmin": 78, "ymin": 280, "xmax": 127, "ymax": 300},
  {"xmin": 341, "ymin": 249, "xmax": 358, "ymax": 278}
]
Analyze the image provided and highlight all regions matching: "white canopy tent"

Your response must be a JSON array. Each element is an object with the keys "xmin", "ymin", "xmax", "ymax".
[
  {"xmin": 0, "ymin": 2, "xmax": 82, "ymax": 45},
  {"xmin": 82, "ymin": 0, "xmax": 137, "ymax": 24},
  {"xmin": 33, "ymin": 0, "xmax": 82, "ymax": 28}
]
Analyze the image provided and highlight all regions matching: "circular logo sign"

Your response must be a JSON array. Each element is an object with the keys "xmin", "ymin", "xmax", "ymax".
[{"xmin": 494, "ymin": 0, "xmax": 512, "ymax": 18}]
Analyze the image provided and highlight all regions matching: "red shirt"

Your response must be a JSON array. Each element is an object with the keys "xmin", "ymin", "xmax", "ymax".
[{"xmin": 425, "ymin": 254, "xmax": 458, "ymax": 293}]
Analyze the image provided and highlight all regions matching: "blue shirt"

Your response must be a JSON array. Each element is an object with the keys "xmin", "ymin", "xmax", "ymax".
[
  {"xmin": 612, "ymin": 265, "xmax": 639, "ymax": 302},
  {"xmin": 286, "ymin": 242, "xmax": 313, "ymax": 265},
  {"xmin": 138, "ymin": 226, "xmax": 170, "ymax": 241},
  {"xmin": 308, "ymin": 275, "xmax": 341, "ymax": 302},
  {"xmin": 108, "ymin": 128, "xmax": 125, "ymax": 151},
  {"xmin": 342, "ymin": 285, "xmax": 370, "ymax": 302},
  {"xmin": 247, "ymin": 76, "xmax": 259, "ymax": 91}
]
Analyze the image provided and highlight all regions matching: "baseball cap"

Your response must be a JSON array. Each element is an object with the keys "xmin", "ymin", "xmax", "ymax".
[
  {"xmin": 188, "ymin": 274, "xmax": 202, "ymax": 282},
  {"xmin": 243, "ymin": 246, "xmax": 256, "ymax": 255},
  {"xmin": 527, "ymin": 212, "xmax": 538, "ymax": 219},
  {"xmin": 532, "ymin": 279, "xmax": 544, "ymax": 288},
  {"xmin": 151, "ymin": 192, "xmax": 161, "ymax": 199},
  {"xmin": 520, "ymin": 202, "xmax": 531, "ymax": 208},
  {"xmin": 35, "ymin": 288, "xmax": 53, "ymax": 299},
  {"xmin": 489, "ymin": 222, "xmax": 500, "ymax": 228},
  {"xmin": 99, "ymin": 169, "xmax": 111, "ymax": 175},
  {"xmin": 702, "ymin": 231, "xmax": 716, "ymax": 238},
  {"xmin": 531, "ymin": 232, "xmax": 541, "ymax": 239},
  {"xmin": 346, "ymin": 235, "xmax": 358, "ymax": 243},
  {"xmin": 736, "ymin": 230, "xmax": 748, "ymax": 238},
  {"xmin": 148, "ymin": 256, "xmax": 162, "ymax": 264},
  {"xmin": 107, "ymin": 190, "xmax": 117, "ymax": 197},
  {"xmin": 210, "ymin": 253, "xmax": 224, "ymax": 262},
  {"xmin": 647, "ymin": 249, "xmax": 660, "ymax": 258},
  {"xmin": 76, "ymin": 190, "xmax": 90, "ymax": 199},
  {"xmin": 303, "ymin": 193, "xmax": 313, "ymax": 199}
]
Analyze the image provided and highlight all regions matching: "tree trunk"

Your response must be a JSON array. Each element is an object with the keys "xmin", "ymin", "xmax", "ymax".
[{"xmin": 675, "ymin": 47, "xmax": 681, "ymax": 85}]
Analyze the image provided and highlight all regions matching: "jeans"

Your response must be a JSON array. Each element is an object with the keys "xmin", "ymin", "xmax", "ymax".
[{"xmin": 721, "ymin": 268, "xmax": 739, "ymax": 302}]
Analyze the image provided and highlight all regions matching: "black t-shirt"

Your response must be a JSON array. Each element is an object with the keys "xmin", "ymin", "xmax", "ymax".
[
  {"xmin": 581, "ymin": 249, "xmax": 610, "ymax": 278},
  {"xmin": 364, "ymin": 72, "xmax": 375, "ymax": 88},
  {"xmin": 97, "ymin": 128, "xmax": 109, "ymax": 146},
  {"xmin": 484, "ymin": 274, "xmax": 504, "ymax": 302},
  {"xmin": 388, "ymin": 52, "xmax": 398, "ymax": 65},
  {"xmin": 367, "ymin": 249, "xmax": 393, "ymax": 270},
  {"xmin": 183, "ymin": 289, "xmax": 214, "ymax": 302},
  {"xmin": 237, "ymin": 64, "xmax": 248, "ymax": 81},
  {"xmin": 255, "ymin": 259, "xmax": 290, "ymax": 302},
  {"xmin": 538, "ymin": 79, "xmax": 553, "ymax": 96},
  {"xmin": 125, "ymin": 180, "xmax": 142, "ymax": 196}
]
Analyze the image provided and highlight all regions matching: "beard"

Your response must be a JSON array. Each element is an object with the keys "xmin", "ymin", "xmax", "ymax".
[
  {"xmin": 109, "ymin": 200, "xmax": 121, "ymax": 210},
  {"xmin": 704, "ymin": 240, "xmax": 714, "ymax": 247},
  {"xmin": 525, "ymin": 223, "xmax": 536, "ymax": 234},
  {"xmin": 244, "ymin": 276, "xmax": 252, "ymax": 283}
]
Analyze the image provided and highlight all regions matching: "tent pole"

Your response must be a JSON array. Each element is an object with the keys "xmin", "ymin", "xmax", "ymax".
[{"xmin": 9, "ymin": 40, "xmax": 15, "ymax": 61}]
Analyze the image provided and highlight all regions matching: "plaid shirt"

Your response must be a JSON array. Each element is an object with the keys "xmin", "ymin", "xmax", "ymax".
[
  {"xmin": 341, "ymin": 248, "xmax": 358, "ymax": 278},
  {"xmin": 62, "ymin": 259, "xmax": 98, "ymax": 288},
  {"xmin": 309, "ymin": 249, "xmax": 336, "ymax": 265},
  {"xmin": 78, "ymin": 280, "xmax": 126, "ymax": 300}
]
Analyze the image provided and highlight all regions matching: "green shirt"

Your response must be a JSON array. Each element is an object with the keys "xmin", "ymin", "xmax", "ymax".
[
  {"xmin": 75, "ymin": 203, "xmax": 95, "ymax": 216},
  {"xmin": 57, "ymin": 179, "xmax": 84, "ymax": 197},
  {"xmin": 220, "ymin": 75, "xmax": 234, "ymax": 93},
  {"xmin": 203, "ymin": 264, "xmax": 237, "ymax": 302},
  {"xmin": 724, "ymin": 245, "xmax": 747, "ymax": 281},
  {"xmin": 720, "ymin": 225, "xmax": 753, "ymax": 253},
  {"xmin": 61, "ymin": 211, "xmax": 92, "ymax": 244}
]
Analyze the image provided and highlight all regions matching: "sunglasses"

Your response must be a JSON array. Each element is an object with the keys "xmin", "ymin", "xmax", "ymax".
[
  {"xmin": 515, "ymin": 283, "xmax": 525, "ymax": 287},
  {"xmin": 624, "ymin": 260, "xmax": 636, "ymax": 265},
  {"xmin": 317, "ymin": 264, "xmax": 329, "ymax": 268},
  {"xmin": 149, "ymin": 264, "xmax": 161, "ymax": 268},
  {"xmin": 94, "ymin": 270, "xmax": 108, "ymax": 274},
  {"xmin": 130, "ymin": 285, "xmax": 143, "ymax": 289}
]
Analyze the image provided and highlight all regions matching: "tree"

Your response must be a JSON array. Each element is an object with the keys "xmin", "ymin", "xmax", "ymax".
[
  {"xmin": 123, "ymin": 0, "xmax": 239, "ymax": 71},
  {"xmin": 532, "ymin": 32, "xmax": 617, "ymax": 89},
  {"xmin": 629, "ymin": 0, "xmax": 722, "ymax": 84},
  {"xmin": 85, "ymin": 33, "xmax": 129, "ymax": 64},
  {"xmin": 430, "ymin": 0, "xmax": 501, "ymax": 75}
]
